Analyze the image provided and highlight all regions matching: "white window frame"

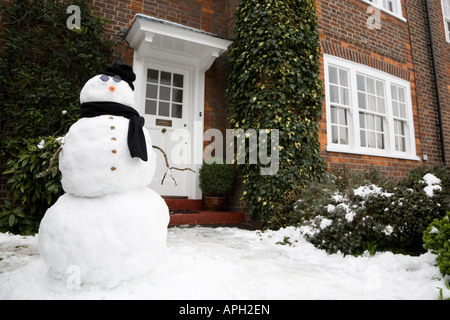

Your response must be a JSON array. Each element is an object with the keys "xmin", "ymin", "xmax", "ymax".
[
  {"xmin": 324, "ymin": 55, "xmax": 419, "ymax": 161},
  {"xmin": 442, "ymin": 0, "xmax": 450, "ymax": 43},
  {"xmin": 361, "ymin": 0, "xmax": 406, "ymax": 22}
]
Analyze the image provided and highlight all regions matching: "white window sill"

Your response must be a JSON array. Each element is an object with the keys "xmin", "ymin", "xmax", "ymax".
[
  {"xmin": 360, "ymin": 0, "xmax": 407, "ymax": 23},
  {"xmin": 326, "ymin": 145, "xmax": 421, "ymax": 162}
]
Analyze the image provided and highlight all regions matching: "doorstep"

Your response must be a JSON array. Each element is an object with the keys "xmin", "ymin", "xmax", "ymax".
[
  {"xmin": 164, "ymin": 197, "xmax": 246, "ymax": 226},
  {"xmin": 169, "ymin": 211, "xmax": 247, "ymax": 226}
]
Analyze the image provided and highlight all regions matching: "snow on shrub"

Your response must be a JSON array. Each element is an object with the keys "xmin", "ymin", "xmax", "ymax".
[{"xmin": 295, "ymin": 166, "xmax": 449, "ymax": 255}]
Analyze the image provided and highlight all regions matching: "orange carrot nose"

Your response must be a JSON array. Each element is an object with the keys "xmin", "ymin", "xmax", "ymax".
[{"xmin": 109, "ymin": 85, "xmax": 116, "ymax": 92}]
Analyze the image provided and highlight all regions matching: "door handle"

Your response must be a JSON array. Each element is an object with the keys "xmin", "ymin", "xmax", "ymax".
[{"xmin": 161, "ymin": 128, "xmax": 167, "ymax": 134}]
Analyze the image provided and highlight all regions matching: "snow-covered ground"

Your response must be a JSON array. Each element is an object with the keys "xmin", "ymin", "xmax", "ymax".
[{"xmin": 0, "ymin": 226, "xmax": 448, "ymax": 300}]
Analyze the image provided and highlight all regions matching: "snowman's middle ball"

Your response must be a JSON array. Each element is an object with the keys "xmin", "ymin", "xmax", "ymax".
[{"xmin": 59, "ymin": 74, "xmax": 156, "ymax": 198}]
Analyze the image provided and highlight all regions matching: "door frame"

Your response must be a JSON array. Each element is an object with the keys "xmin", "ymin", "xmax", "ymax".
[
  {"xmin": 134, "ymin": 53, "xmax": 204, "ymax": 199},
  {"xmin": 125, "ymin": 14, "xmax": 232, "ymax": 199}
]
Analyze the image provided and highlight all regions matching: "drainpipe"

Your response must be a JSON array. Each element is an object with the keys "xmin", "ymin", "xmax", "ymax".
[{"xmin": 424, "ymin": 0, "xmax": 446, "ymax": 165}]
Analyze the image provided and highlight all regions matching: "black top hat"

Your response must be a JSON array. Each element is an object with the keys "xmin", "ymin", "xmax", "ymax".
[{"xmin": 99, "ymin": 63, "xmax": 136, "ymax": 91}]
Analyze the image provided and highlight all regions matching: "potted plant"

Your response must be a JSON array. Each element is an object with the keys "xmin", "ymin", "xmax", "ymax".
[{"xmin": 199, "ymin": 161, "xmax": 236, "ymax": 211}]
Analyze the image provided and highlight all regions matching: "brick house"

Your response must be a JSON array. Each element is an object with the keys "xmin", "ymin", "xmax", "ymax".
[{"xmin": 1, "ymin": 0, "xmax": 449, "ymax": 212}]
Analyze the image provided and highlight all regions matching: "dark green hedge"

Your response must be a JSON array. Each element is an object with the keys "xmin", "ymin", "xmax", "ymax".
[{"xmin": 0, "ymin": 0, "xmax": 116, "ymax": 234}]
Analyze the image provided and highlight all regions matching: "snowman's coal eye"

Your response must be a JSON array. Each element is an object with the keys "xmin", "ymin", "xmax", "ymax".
[
  {"xmin": 113, "ymin": 75, "xmax": 122, "ymax": 83},
  {"xmin": 100, "ymin": 74, "xmax": 109, "ymax": 82}
]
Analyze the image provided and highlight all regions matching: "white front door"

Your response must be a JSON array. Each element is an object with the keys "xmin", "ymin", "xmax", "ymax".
[{"xmin": 142, "ymin": 63, "xmax": 193, "ymax": 197}]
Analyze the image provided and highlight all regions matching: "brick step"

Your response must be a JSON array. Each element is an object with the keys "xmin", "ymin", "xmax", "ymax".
[
  {"xmin": 169, "ymin": 211, "xmax": 246, "ymax": 226},
  {"xmin": 164, "ymin": 198, "xmax": 203, "ymax": 211}
]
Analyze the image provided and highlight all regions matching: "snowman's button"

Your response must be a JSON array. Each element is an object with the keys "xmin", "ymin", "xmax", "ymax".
[
  {"xmin": 111, "ymin": 167, "xmax": 117, "ymax": 171},
  {"xmin": 111, "ymin": 126, "xmax": 116, "ymax": 130},
  {"xmin": 109, "ymin": 117, "xmax": 114, "ymax": 120},
  {"xmin": 112, "ymin": 150, "xmax": 117, "ymax": 154},
  {"xmin": 111, "ymin": 137, "xmax": 117, "ymax": 141}
]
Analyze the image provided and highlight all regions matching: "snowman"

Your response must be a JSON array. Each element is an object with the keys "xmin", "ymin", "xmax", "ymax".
[{"xmin": 38, "ymin": 63, "xmax": 170, "ymax": 288}]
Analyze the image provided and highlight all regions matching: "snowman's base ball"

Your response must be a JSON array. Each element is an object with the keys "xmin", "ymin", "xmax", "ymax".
[{"xmin": 38, "ymin": 187, "xmax": 169, "ymax": 288}]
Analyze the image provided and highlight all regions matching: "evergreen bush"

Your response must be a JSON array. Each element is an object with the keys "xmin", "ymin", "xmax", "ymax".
[
  {"xmin": 0, "ymin": 0, "xmax": 115, "ymax": 234},
  {"xmin": 296, "ymin": 166, "xmax": 449, "ymax": 255},
  {"xmin": 199, "ymin": 162, "xmax": 236, "ymax": 197},
  {"xmin": 227, "ymin": 0, "xmax": 326, "ymax": 228},
  {"xmin": 423, "ymin": 212, "xmax": 450, "ymax": 277}
]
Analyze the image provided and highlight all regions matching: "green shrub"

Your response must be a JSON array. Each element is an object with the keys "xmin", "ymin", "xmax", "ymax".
[
  {"xmin": 1, "ymin": 137, "xmax": 64, "ymax": 235},
  {"xmin": 423, "ymin": 212, "xmax": 450, "ymax": 277},
  {"xmin": 296, "ymin": 166, "xmax": 449, "ymax": 255},
  {"xmin": 199, "ymin": 162, "xmax": 236, "ymax": 197},
  {"xmin": 0, "ymin": 0, "xmax": 116, "ymax": 234},
  {"xmin": 227, "ymin": 0, "xmax": 326, "ymax": 228}
]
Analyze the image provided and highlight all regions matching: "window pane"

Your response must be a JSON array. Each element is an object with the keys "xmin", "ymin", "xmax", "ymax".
[
  {"xmin": 358, "ymin": 92, "xmax": 367, "ymax": 110},
  {"xmin": 332, "ymin": 126, "xmax": 339, "ymax": 144},
  {"xmin": 158, "ymin": 102, "xmax": 170, "ymax": 117},
  {"xmin": 359, "ymin": 112, "xmax": 366, "ymax": 129},
  {"xmin": 173, "ymin": 74, "xmax": 184, "ymax": 88},
  {"xmin": 146, "ymin": 84, "xmax": 158, "ymax": 99},
  {"xmin": 392, "ymin": 101, "xmax": 399, "ymax": 117},
  {"xmin": 172, "ymin": 89, "xmax": 183, "ymax": 103},
  {"xmin": 340, "ymin": 127, "xmax": 348, "ymax": 145},
  {"xmin": 398, "ymin": 87, "xmax": 405, "ymax": 102},
  {"xmin": 357, "ymin": 74, "xmax": 365, "ymax": 91},
  {"xmin": 339, "ymin": 69, "xmax": 349, "ymax": 87},
  {"xmin": 338, "ymin": 108, "xmax": 348, "ymax": 125},
  {"xmin": 172, "ymin": 104, "xmax": 183, "ymax": 119},
  {"xmin": 377, "ymin": 97, "xmax": 385, "ymax": 114},
  {"xmin": 399, "ymin": 103, "xmax": 406, "ymax": 118},
  {"xmin": 341, "ymin": 88, "xmax": 349, "ymax": 106},
  {"xmin": 331, "ymin": 106, "xmax": 338, "ymax": 124},
  {"xmin": 377, "ymin": 133, "xmax": 385, "ymax": 149},
  {"xmin": 329, "ymin": 66, "xmax": 338, "ymax": 84},
  {"xmin": 147, "ymin": 69, "xmax": 159, "ymax": 83},
  {"xmin": 368, "ymin": 95, "xmax": 377, "ymax": 112},
  {"xmin": 161, "ymin": 72, "xmax": 171, "ymax": 86},
  {"xmin": 159, "ymin": 86, "xmax": 171, "ymax": 101},
  {"xmin": 368, "ymin": 132, "xmax": 376, "ymax": 148},
  {"xmin": 367, "ymin": 78, "xmax": 376, "ymax": 94},
  {"xmin": 376, "ymin": 81, "xmax": 384, "ymax": 97},
  {"xmin": 391, "ymin": 85, "xmax": 398, "ymax": 100},
  {"xmin": 360, "ymin": 130, "xmax": 366, "ymax": 147},
  {"xmin": 330, "ymin": 85, "xmax": 339, "ymax": 104},
  {"xmin": 367, "ymin": 114, "xmax": 375, "ymax": 130},
  {"xmin": 145, "ymin": 100, "xmax": 157, "ymax": 115},
  {"xmin": 376, "ymin": 116, "xmax": 383, "ymax": 132}
]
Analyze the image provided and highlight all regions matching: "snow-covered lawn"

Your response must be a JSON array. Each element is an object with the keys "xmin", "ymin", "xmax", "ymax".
[{"xmin": 0, "ymin": 226, "xmax": 448, "ymax": 300}]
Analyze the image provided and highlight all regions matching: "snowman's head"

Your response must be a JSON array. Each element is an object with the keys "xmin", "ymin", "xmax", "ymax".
[{"xmin": 80, "ymin": 64, "xmax": 136, "ymax": 108}]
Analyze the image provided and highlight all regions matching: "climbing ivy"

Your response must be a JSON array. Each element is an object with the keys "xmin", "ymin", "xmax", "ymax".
[{"xmin": 227, "ymin": 0, "xmax": 326, "ymax": 228}]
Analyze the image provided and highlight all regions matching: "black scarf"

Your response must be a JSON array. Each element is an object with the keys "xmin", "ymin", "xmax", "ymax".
[{"xmin": 80, "ymin": 102, "xmax": 148, "ymax": 162}]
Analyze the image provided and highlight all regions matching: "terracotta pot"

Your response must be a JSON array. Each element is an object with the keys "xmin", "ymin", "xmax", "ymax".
[{"xmin": 204, "ymin": 197, "xmax": 225, "ymax": 212}]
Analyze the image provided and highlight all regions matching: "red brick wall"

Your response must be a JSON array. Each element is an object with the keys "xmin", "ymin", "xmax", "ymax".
[
  {"xmin": 318, "ymin": 0, "xmax": 427, "ymax": 178},
  {"xmin": 91, "ymin": 0, "xmax": 229, "ymax": 64},
  {"xmin": 406, "ymin": 0, "xmax": 450, "ymax": 166}
]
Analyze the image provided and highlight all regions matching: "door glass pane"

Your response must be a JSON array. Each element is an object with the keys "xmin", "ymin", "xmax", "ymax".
[
  {"xmin": 172, "ymin": 89, "xmax": 183, "ymax": 103},
  {"xmin": 159, "ymin": 86, "xmax": 171, "ymax": 101},
  {"xmin": 146, "ymin": 84, "xmax": 158, "ymax": 99},
  {"xmin": 173, "ymin": 74, "xmax": 184, "ymax": 88},
  {"xmin": 161, "ymin": 72, "xmax": 171, "ymax": 86},
  {"xmin": 172, "ymin": 104, "xmax": 183, "ymax": 119},
  {"xmin": 145, "ymin": 100, "xmax": 157, "ymax": 115},
  {"xmin": 159, "ymin": 102, "xmax": 170, "ymax": 117},
  {"xmin": 147, "ymin": 69, "xmax": 159, "ymax": 83}
]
